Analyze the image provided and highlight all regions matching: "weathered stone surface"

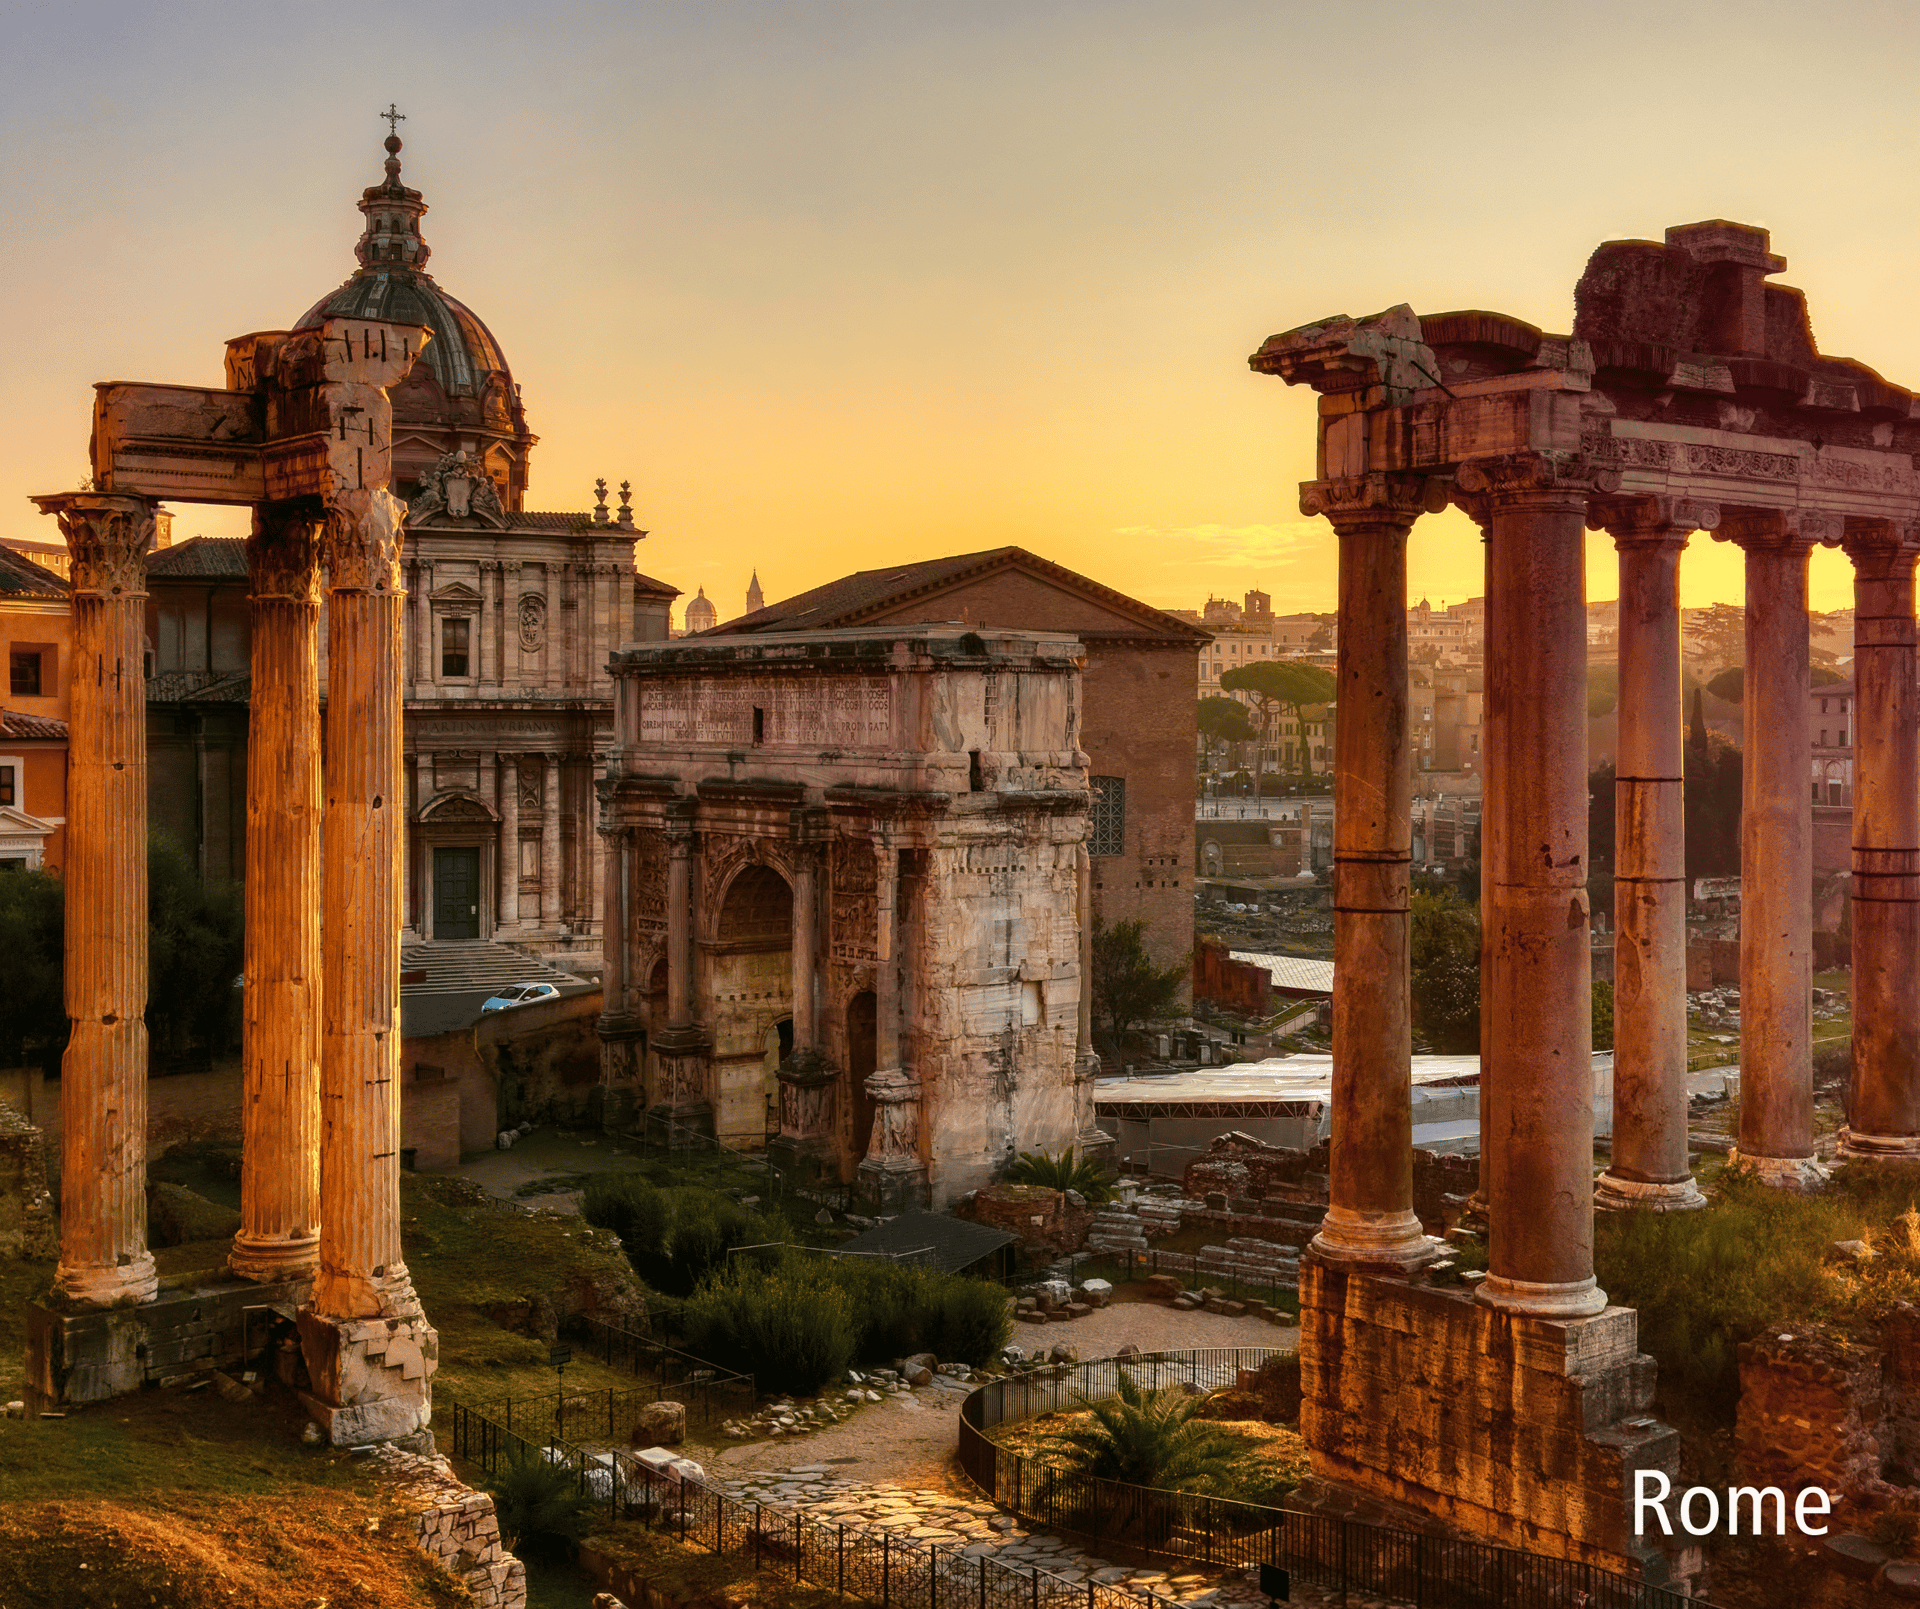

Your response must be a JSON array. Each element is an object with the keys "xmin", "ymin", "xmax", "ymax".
[
  {"xmin": 630, "ymin": 1400, "xmax": 686, "ymax": 1447},
  {"xmin": 0, "ymin": 1099, "xmax": 56, "ymax": 1261}
]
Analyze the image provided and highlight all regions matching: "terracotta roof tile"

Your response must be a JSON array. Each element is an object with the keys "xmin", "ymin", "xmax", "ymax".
[
  {"xmin": 148, "ymin": 537, "xmax": 250, "ymax": 579},
  {"xmin": 0, "ymin": 545, "xmax": 68, "ymax": 598},
  {"xmin": 0, "ymin": 708, "xmax": 67, "ymax": 740}
]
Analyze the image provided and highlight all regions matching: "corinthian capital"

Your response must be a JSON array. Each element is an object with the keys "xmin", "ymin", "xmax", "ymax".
[
  {"xmin": 1839, "ymin": 516, "xmax": 1920, "ymax": 569},
  {"xmin": 248, "ymin": 506, "xmax": 325, "ymax": 604},
  {"xmin": 321, "ymin": 490, "xmax": 406, "ymax": 593},
  {"xmin": 31, "ymin": 492, "xmax": 157, "ymax": 598},
  {"xmin": 1299, "ymin": 473, "xmax": 1445, "ymax": 530},
  {"xmin": 1586, "ymin": 494, "xmax": 1720, "ymax": 546},
  {"xmin": 1716, "ymin": 506, "xmax": 1842, "ymax": 554}
]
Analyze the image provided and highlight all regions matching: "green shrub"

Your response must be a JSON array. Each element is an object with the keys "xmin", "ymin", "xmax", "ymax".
[
  {"xmin": 583, "ymin": 1178, "xmax": 778, "ymax": 1296},
  {"xmin": 921, "ymin": 1270, "xmax": 1012, "ymax": 1365},
  {"xmin": 684, "ymin": 1260, "xmax": 857, "ymax": 1396},
  {"xmin": 828, "ymin": 1255, "xmax": 925, "ymax": 1360},
  {"xmin": 1592, "ymin": 980, "xmax": 1615, "ymax": 1052},
  {"xmin": 1003, "ymin": 1146, "xmax": 1119, "ymax": 1203},
  {"xmin": 489, "ymin": 1445, "xmax": 597, "ymax": 1563}
]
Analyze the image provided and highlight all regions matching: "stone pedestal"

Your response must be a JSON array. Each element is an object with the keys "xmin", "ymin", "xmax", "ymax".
[
  {"xmin": 646, "ymin": 1026, "xmax": 714, "ymax": 1146},
  {"xmin": 1298, "ymin": 1256, "xmax": 1688, "ymax": 1582},
  {"xmin": 855, "ymin": 1067, "xmax": 928, "ymax": 1214},
  {"xmin": 767, "ymin": 1049, "xmax": 840, "ymax": 1185},
  {"xmin": 32, "ymin": 493, "xmax": 161, "ymax": 1309},
  {"xmin": 297, "ymin": 1292, "xmax": 438, "ymax": 1448}
]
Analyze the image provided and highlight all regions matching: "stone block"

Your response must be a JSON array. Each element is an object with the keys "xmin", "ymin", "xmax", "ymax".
[
  {"xmin": 1079, "ymin": 1278, "xmax": 1113, "ymax": 1307},
  {"xmin": 1062, "ymin": 1303, "xmax": 1091, "ymax": 1319},
  {"xmin": 630, "ymin": 1400, "xmax": 685, "ymax": 1446}
]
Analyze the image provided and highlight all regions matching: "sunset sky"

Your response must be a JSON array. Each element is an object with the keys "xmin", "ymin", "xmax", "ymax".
[{"xmin": 5, "ymin": 1, "xmax": 1917, "ymax": 622}]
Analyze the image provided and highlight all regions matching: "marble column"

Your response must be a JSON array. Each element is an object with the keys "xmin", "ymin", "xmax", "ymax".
[
  {"xmin": 541, "ymin": 754, "xmax": 562, "ymax": 929},
  {"xmin": 1302, "ymin": 475, "xmax": 1433, "ymax": 1270},
  {"xmin": 312, "ymin": 495, "xmax": 420, "ymax": 1321},
  {"xmin": 1461, "ymin": 454, "xmax": 1606, "ymax": 1318},
  {"xmin": 32, "ymin": 493, "xmax": 160, "ymax": 1308},
  {"xmin": 650, "ymin": 800, "xmax": 712, "ymax": 1134},
  {"xmin": 1841, "ymin": 525, "xmax": 1920, "ymax": 1159},
  {"xmin": 1595, "ymin": 498, "xmax": 1710, "ymax": 1212},
  {"xmin": 858, "ymin": 836, "xmax": 926, "ymax": 1212},
  {"xmin": 790, "ymin": 831, "xmax": 819, "ymax": 1053},
  {"xmin": 231, "ymin": 506, "xmax": 324, "ymax": 1280},
  {"xmin": 499, "ymin": 757, "xmax": 520, "ymax": 929},
  {"xmin": 1727, "ymin": 512, "xmax": 1829, "ymax": 1189}
]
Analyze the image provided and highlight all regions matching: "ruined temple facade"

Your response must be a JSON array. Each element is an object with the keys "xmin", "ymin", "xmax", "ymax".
[
  {"xmin": 294, "ymin": 134, "xmax": 677, "ymax": 962},
  {"xmin": 595, "ymin": 626, "xmax": 1106, "ymax": 1211},
  {"xmin": 1256, "ymin": 218, "xmax": 1920, "ymax": 1580}
]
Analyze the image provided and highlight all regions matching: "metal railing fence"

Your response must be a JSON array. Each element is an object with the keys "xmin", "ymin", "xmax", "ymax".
[{"xmin": 958, "ymin": 1349, "xmax": 1718, "ymax": 1609}]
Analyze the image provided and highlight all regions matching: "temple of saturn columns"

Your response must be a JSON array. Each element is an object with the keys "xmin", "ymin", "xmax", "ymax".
[
  {"xmin": 23, "ymin": 313, "xmax": 438, "ymax": 1445},
  {"xmin": 1253, "ymin": 219, "xmax": 1920, "ymax": 1578}
]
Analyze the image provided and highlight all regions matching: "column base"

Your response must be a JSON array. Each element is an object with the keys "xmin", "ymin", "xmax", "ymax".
[
  {"xmin": 1474, "ymin": 1272, "xmax": 1609, "ymax": 1319},
  {"xmin": 855, "ymin": 1156, "xmax": 929, "ymax": 1217},
  {"xmin": 1309, "ymin": 1206, "xmax": 1441, "ymax": 1272},
  {"xmin": 766, "ymin": 1134, "xmax": 839, "ymax": 1189},
  {"xmin": 1728, "ymin": 1149, "xmax": 1829, "ymax": 1191},
  {"xmin": 646, "ymin": 1102, "xmax": 714, "ymax": 1148},
  {"xmin": 1594, "ymin": 1171, "xmax": 1706, "ymax": 1213},
  {"xmin": 1837, "ymin": 1128, "xmax": 1920, "ymax": 1161},
  {"xmin": 228, "ymin": 1234, "xmax": 321, "ymax": 1283},
  {"xmin": 299, "ymin": 1265, "xmax": 438, "ymax": 1448},
  {"xmin": 1076, "ymin": 1124, "xmax": 1118, "ymax": 1161},
  {"xmin": 56, "ymin": 1252, "xmax": 159, "ymax": 1309}
]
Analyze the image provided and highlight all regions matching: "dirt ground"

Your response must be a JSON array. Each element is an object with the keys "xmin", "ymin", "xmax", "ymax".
[{"xmin": 683, "ymin": 1302, "xmax": 1300, "ymax": 1492}]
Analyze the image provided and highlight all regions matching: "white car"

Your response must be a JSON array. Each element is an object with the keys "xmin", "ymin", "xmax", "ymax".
[{"xmin": 482, "ymin": 982, "xmax": 560, "ymax": 1013}]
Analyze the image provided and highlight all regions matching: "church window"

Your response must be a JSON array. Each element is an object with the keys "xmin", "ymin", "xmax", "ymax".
[
  {"xmin": 441, "ymin": 616, "xmax": 471, "ymax": 678},
  {"xmin": 1089, "ymin": 776, "xmax": 1126, "ymax": 857},
  {"xmin": 0, "ymin": 764, "xmax": 13, "ymax": 807}
]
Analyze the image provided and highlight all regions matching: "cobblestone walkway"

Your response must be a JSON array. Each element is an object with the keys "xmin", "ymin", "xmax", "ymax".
[{"xmin": 710, "ymin": 1468, "xmax": 1411, "ymax": 1609}]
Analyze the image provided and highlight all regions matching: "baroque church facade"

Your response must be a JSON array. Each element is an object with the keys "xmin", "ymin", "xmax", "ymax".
[
  {"xmin": 132, "ymin": 130, "xmax": 678, "ymax": 967},
  {"xmin": 299, "ymin": 133, "xmax": 679, "ymax": 960}
]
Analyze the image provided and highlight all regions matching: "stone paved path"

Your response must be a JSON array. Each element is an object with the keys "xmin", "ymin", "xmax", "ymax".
[{"xmin": 709, "ymin": 1468, "xmax": 1411, "ymax": 1609}]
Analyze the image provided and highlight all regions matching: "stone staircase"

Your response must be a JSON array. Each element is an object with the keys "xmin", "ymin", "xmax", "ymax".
[
  {"xmin": 1193, "ymin": 1235, "xmax": 1302, "ymax": 1288},
  {"xmin": 399, "ymin": 940, "xmax": 583, "ymax": 997},
  {"xmin": 1084, "ymin": 1197, "xmax": 1199, "ymax": 1255}
]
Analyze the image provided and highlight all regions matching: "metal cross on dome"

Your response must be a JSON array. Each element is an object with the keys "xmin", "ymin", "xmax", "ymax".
[{"xmin": 381, "ymin": 103, "xmax": 406, "ymax": 137}]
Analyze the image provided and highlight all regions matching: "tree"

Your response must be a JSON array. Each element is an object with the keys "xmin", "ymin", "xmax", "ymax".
[
  {"xmin": 1410, "ymin": 889, "xmax": 1480, "ymax": 1053},
  {"xmin": 1219, "ymin": 660, "xmax": 1337, "ymax": 783},
  {"xmin": 0, "ymin": 866, "xmax": 65, "ymax": 1071},
  {"xmin": 1706, "ymin": 666, "xmax": 1744, "ymax": 704},
  {"xmin": 1036, "ymin": 1371, "xmax": 1272, "ymax": 1505},
  {"xmin": 1090, "ymin": 917, "xmax": 1188, "ymax": 1046},
  {"xmin": 147, "ymin": 831, "xmax": 245, "ymax": 1070},
  {"xmin": 1685, "ymin": 731, "xmax": 1743, "ymax": 882},
  {"xmin": 1686, "ymin": 603, "xmax": 1745, "ymax": 669},
  {"xmin": 1810, "ymin": 664, "xmax": 1847, "ymax": 688},
  {"xmin": 1588, "ymin": 762, "xmax": 1617, "ymax": 882},
  {"xmin": 1196, "ymin": 695, "xmax": 1256, "ymax": 772},
  {"xmin": 1588, "ymin": 662, "xmax": 1619, "ymax": 719},
  {"xmin": 1688, "ymin": 686, "xmax": 1710, "ymax": 760},
  {"xmin": 1592, "ymin": 980, "xmax": 1615, "ymax": 1051}
]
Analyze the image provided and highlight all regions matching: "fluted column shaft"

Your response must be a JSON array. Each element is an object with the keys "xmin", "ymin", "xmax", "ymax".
[
  {"xmin": 1303, "ymin": 477, "xmax": 1430, "ymax": 1270},
  {"xmin": 1467, "ymin": 458, "xmax": 1605, "ymax": 1317},
  {"xmin": 874, "ymin": 840, "xmax": 900, "ymax": 1073},
  {"xmin": 314, "ymin": 494, "xmax": 417, "ymax": 1320},
  {"xmin": 1842, "ymin": 533, "xmax": 1920, "ymax": 1157},
  {"xmin": 1597, "ymin": 502, "xmax": 1707, "ymax": 1211},
  {"xmin": 791, "ymin": 837, "xmax": 819, "ymax": 1053},
  {"xmin": 666, "ymin": 807, "xmax": 696, "ymax": 1028},
  {"xmin": 34, "ymin": 493, "xmax": 160, "ymax": 1307},
  {"xmin": 499, "ymin": 757, "xmax": 520, "ymax": 928},
  {"xmin": 602, "ymin": 824, "xmax": 630, "ymax": 1013},
  {"xmin": 1731, "ymin": 523, "xmax": 1823, "ymax": 1188},
  {"xmin": 542, "ymin": 755, "xmax": 562, "ymax": 926},
  {"xmin": 232, "ymin": 508, "xmax": 324, "ymax": 1280}
]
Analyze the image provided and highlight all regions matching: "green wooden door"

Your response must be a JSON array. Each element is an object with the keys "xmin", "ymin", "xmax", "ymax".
[{"xmin": 433, "ymin": 847, "xmax": 480, "ymax": 940}]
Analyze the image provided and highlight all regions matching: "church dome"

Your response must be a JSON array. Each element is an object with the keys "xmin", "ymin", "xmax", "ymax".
[
  {"xmin": 685, "ymin": 587, "xmax": 717, "ymax": 633},
  {"xmin": 293, "ymin": 122, "xmax": 538, "ymax": 511}
]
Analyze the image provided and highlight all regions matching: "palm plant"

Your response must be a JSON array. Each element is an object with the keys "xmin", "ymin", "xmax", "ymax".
[
  {"xmin": 1032, "ymin": 1372, "xmax": 1272, "ymax": 1540},
  {"xmin": 489, "ymin": 1445, "xmax": 599, "ymax": 1563},
  {"xmin": 1002, "ymin": 1146, "xmax": 1119, "ymax": 1203}
]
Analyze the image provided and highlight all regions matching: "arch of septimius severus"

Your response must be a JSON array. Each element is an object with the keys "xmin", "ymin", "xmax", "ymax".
[
  {"xmin": 24, "ymin": 312, "xmax": 437, "ymax": 1444},
  {"xmin": 1257, "ymin": 219, "xmax": 1920, "ymax": 1579}
]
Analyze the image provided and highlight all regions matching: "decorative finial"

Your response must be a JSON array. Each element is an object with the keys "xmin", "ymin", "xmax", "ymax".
[
  {"xmin": 382, "ymin": 103, "xmax": 406, "ymax": 139},
  {"xmin": 593, "ymin": 478, "xmax": 609, "ymax": 524},
  {"xmin": 617, "ymin": 480, "xmax": 634, "ymax": 529}
]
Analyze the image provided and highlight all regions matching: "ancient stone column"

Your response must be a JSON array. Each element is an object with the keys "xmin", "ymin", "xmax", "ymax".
[
  {"xmin": 1841, "ymin": 525, "xmax": 1920, "ymax": 1160},
  {"xmin": 32, "ymin": 493, "xmax": 160, "ymax": 1308},
  {"xmin": 1462, "ymin": 454, "xmax": 1607, "ymax": 1317},
  {"xmin": 1301, "ymin": 474, "xmax": 1433, "ymax": 1270},
  {"xmin": 231, "ymin": 506, "xmax": 324, "ymax": 1281},
  {"xmin": 650, "ymin": 799, "xmax": 711, "ymax": 1135},
  {"xmin": 478, "ymin": 561, "xmax": 497, "ymax": 688},
  {"xmin": 770, "ymin": 810, "xmax": 836, "ymax": 1181},
  {"xmin": 301, "ymin": 491, "xmax": 435, "ymax": 1443},
  {"xmin": 498, "ymin": 758, "xmax": 520, "ymax": 929},
  {"xmin": 541, "ymin": 754, "xmax": 562, "ymax": 927},
  {"xmin": 1073, "ymin": 840, "xmax": 1110, "ymax": 1154},
  {"xmin": 790, "ymin": 823, "xmax": 819, "ymax": 1054},
  {"xmin": 1727, "ymin": 513, "xmax": 1829, "ymax": 1189},
  {"xmin": 858, "ymin": 835, "xmax": 926, "ymax": 1212},
  {"xmin": 1594, "ymin": 498, "xmax": 1710, "ymax": 1212}
]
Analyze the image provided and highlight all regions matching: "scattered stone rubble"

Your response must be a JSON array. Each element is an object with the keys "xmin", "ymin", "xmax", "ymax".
[
  {"xmin": 371, "ymin": 1443, "xmax": 526, "ymax": 1609},
  {"xmin": 715, "ymin": 1357, "xmax": 985, "ymax": 1440}
]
